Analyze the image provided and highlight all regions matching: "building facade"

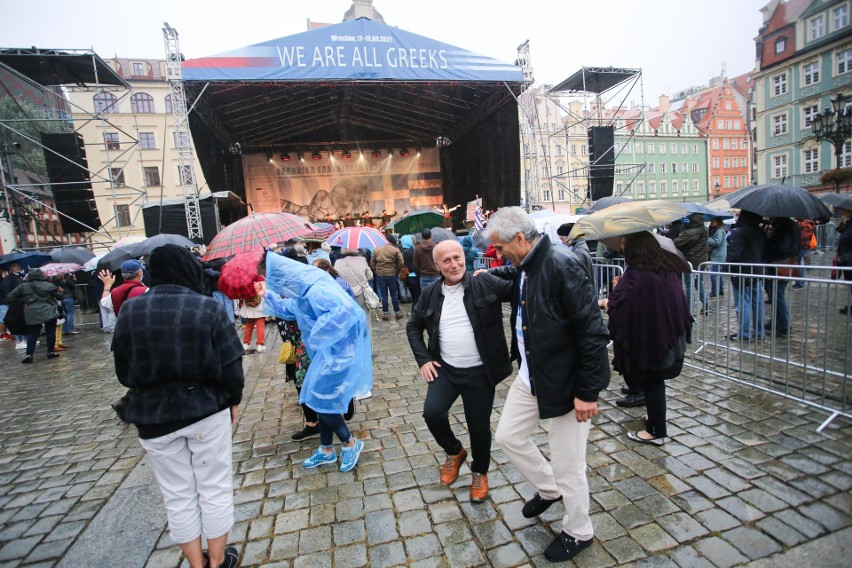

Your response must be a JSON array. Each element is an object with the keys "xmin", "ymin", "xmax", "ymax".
[
  {"xmin": 66, "ymin": 58, "xmax": 207, "ymax": 251},
  {"xmin": 753, "ymin": 0, "xmax": 852, "ymax": 188}
]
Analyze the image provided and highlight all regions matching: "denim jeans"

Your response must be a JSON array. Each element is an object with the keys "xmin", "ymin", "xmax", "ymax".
[
  {"xmin": 709, "ymin": 264, "xmax": 723, "ymax": 295},
  {"xmin": 419, "ymin": 275, "xmax": 440, "ymax": 291},
  {"xmin": 795, "ymin": 250, "xmax": 807, "ymax": 287},
  {"xmin": 317, "ymin": 413, "xmax": 352, "ymax": 447},
  {"xmin": 769, "ymin": 279, "xmax": 789, "ymax": 333},
  {"xmin": 27, "ymin": 320, "xmax": 56, "ymax": 356},
  {"xmin": 683, "ymin": 274, "xmax": 709, "ymax": 311},
  {"xmin": 732, "ymin": 280, "xmax": 764, "ymax": 339},
  {"xmin": 62, "ymin": 297, "xmax": 75, "ymax": 333},
  {"xmin": 376, "ymin": 274, "xmax": 400, "ymax": 313}
]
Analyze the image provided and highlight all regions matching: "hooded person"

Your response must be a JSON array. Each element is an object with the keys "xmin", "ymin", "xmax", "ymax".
[
  {"xmin": 5, "ymin": 268, "xmax": 63, "ymax": 363},
  {"xmin": 674, "ymin": 213, "xmax": 710, "ymax": 314},
  {"xmin": 261, "ymin": 251, "xmax": 371, "ymax": 472},
  {"xmin": 111, "ymin": 245, "xmax": 244, "ymax": 568}
]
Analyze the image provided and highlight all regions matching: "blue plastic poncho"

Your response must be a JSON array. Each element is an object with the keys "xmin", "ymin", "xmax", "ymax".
[
  {"xmin": 263, "ymin": 251, "xmax": 372, "ymax": 414},
  {"xmin": 400, "ymin": 234, "xmax": 414, "ymax": 249}
]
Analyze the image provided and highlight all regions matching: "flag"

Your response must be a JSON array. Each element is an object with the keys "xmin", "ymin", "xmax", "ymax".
[{"xmin": 474, "ymin": 206, "xmax": 484, "ymax": 231}]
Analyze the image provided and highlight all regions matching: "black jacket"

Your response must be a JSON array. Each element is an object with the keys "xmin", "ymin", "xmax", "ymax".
[
  {"xmin": 406, "ymin": 271, "xmax": 514, "ymax": 386},
  {"xmin": 726, "ymin": 212, "xmax": 766, "ymax": 280},
  {"xmin": 674, "ymin": 217, "xmax": 709, "ymax": 269},
  {"xmin": 490, "ymin": 235, "xmax": 610, "ymax": 419}
]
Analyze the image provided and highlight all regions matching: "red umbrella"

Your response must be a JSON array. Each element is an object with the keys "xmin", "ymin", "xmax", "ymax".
[
  {"xmin": 326, "ymin": 227, "xmax": 389, "ymax": 250},
  {"xmin": 218, "ymin": 251, "xmax": 265, "ymax": 300},
  {"xmin": 204, "ymin": 212, "xmax": 315, "ymax": 260},
  {"xmin": 301, "ymin": 222, "xmax": 335, "ymax": 240}
]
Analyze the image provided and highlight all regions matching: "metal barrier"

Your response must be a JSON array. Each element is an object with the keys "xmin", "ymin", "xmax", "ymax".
[
  {"xmin": 815, "ymin": 222, "xmax": 838, "ymax": 252},
  {"xmin": 473, "ymin": 257, "xmax": 495, "ymax": 270},
  {"xmin": 591, "ymin": 258, "xmax": 626, "ymax": 299},
  {"xmin": 71, "ymin": 283, "xmax": 103, "ymax": 328},
  {"xmin": 687, "ymin": 261, "xmax": 851, "ymax": 430}
]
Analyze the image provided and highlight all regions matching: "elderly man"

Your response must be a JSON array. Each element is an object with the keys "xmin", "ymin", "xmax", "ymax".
[
  {"xmin": 111, "ymin": 259, "xmax": 148, "ymax": 316},
  {"xmin": 407, "ymin": 240, "xmax": 513, "ymax": 502},
  {"xmin": 485, "ymin": 207, "xmax": 610, "ymax": 563}
]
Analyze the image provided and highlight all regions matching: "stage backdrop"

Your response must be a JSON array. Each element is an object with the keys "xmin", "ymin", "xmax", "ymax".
[{"xmin": 242, "ymin": 148, "xmax": 443, "ymax": 219}]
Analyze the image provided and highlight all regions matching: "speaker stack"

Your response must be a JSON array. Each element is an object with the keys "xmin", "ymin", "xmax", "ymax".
[
  {"xmin": 41, "ymin": 133, "xmax": 101, "ymax": 233},
  {"xmin": 587, "ymin": 126, "xmax": 615, "ymax": 201}
]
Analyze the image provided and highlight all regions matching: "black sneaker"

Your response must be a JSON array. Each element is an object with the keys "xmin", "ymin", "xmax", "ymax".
[
  {"xmin": 544, "ymin": 532, "xmax": 593, "ymax": 562},
  {"xmin": 217, "ymin": 546, "xmax": 239, "ymax": 568},
  {"xmin": 290, "ymin": 424, "xmax": 319, "ymax": 442},
  {"xmin": 21, "ymin": 356, "xmax": 33, "ymax": 364},
  {"xmin": 521, "ymin": 492, "xmax": 563, "ymax": 518},
  {"xmin": 615, "ymin": 393, "xmax": 646, "ymax": 408}
]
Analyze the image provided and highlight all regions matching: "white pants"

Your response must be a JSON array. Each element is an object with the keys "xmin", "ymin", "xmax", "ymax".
[
  {"xmin": 495, "ymin": 376, "xmax": 593, "ymax": 540},
  {"xmin": 140, "ymin": 409, "xmax": 234, "ymax": 544}
]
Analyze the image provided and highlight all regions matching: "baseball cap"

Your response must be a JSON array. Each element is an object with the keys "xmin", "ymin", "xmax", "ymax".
[{"xmin": 120, "ymin": 259, "xmax": 144, "ymax": 273}]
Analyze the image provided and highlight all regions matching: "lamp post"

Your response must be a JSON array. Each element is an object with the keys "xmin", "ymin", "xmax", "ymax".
[
  {"xmin": 811, "ymin": 92, "xmax": 852, "ymax": 192},
  {"xmin": 714, "ymin": 181, "xmax": 721, "ymax": 199}
]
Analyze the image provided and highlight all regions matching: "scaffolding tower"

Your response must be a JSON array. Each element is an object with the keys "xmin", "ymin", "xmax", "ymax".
[
  {"xmin": 516, "ymin": 41, "xmax": 542, "ymax": 211},
  {"xmin": 163, "ymin": 23, "xmax": 203, "ymax": 240}
]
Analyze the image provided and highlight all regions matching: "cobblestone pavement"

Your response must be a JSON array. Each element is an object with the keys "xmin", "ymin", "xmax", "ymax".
[{"xmin": 0, "ymin": 309, "xmax": 850, "ymax": 567}]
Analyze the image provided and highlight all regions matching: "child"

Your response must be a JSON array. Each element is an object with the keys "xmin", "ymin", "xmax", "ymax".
[{"xmin": 239, "ymin": 290, "xmax": 266, "ymax": 353}]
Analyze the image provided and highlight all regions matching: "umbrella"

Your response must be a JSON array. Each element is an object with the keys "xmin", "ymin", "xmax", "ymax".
[
  {"xmin": 218, "ymin": 251, "xmax": 265, "ymax": 300},
  {"xmin": 389, "ymin": 209, "xmax": 444, "ymax": 235},
  {"xmin": 600, "ymin": 232, "xmax": 691, "ymax": 273},
  {"xmin": 49, "ymin": 246, "xmax": 95, "ymax": 265},
  {"xmin": 132, "ymin": 233, "xmax": 196, "ymax": 257},
  {"xmin": 39, "ymin": 263, "xmax": 84, "ymax": 277},
  {"xmin": 587, "ymin": 195, "xmax": 632, "ymax": 213},
  {"xmin": 568, "ymin": 200, "xmax": 689, "ymax": 241},
  {"xmin": 0, "ymin": 251, "xmax": 52, "ymax": 270},
  {"xmin": 97, "ymin": 243, "xmax": 141, "ymax": 272},
  {"xmin": 111, "ymin": 235, "xmax": 147, "ymax": 250},
  {"xmin": 83, "ymin": 253, "xmax": 107, "ymax": 272},
  {"xmin": 706, "ymin": 183, "xmax": 832, "ymax": 221},
  {"xmin": 680, "ymin": 202, "xmax": 733, "ymax": 219},
  {"xmin": 301, "ymin": 222, "xmax": 335, "ymax": 240},
  {"xmin": 326, "ymin": 227, "xmax": 389, "ymax": 250},
  {"xmin": 819, "ymin": 192, "xmax": 852, "ymax": 211},
  {"xmin": 428, "ymin": 227, "xmax": 457, "ymax": 243},
  {"xmin": 535, "ymin": 214, "xmax": 586, "ymax": 244},
  {"xmin": 204, "ymin": 212, "xmax": 315, "ymax": 260}
]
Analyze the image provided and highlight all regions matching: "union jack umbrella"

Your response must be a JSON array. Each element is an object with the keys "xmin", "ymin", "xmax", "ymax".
[
  {"xmin": 204, "ymin": 212, "xmax": 315, "ymax": 260},
  {"xmin": 39, "ymin": 263, "xmax": 84, "ymax": 277},
  {"xmin": 325, "ymin": 227, "xmax": 389, "ymax": 251}
]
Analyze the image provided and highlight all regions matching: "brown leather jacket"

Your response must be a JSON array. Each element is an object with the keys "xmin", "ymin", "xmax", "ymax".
[{"xmin": 371, "ymin": 244, "xmax": 404, "ymax": 277}]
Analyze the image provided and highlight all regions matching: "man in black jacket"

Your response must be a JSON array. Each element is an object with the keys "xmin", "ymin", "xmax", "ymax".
[
  {"xmin": 485, "ymin": 206, "xmax": 610, "ymax": 564},
  {"xmin": 407, "ymin": 240, "xmax": 513, "ymax": 503},
  {"xmin": 726, "ymin": 210, "xmax": 767, "ymax": 341}
]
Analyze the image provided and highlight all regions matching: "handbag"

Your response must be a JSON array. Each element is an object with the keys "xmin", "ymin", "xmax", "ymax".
[
  {"xmin": 278, "ymin": 341, "xmax": 296, "ymax": 364},
  {"xmin": 362, "ymin": 285, "xmax": 380, "ymax": 309},
  {"xmin": 398, "ymin": 266, "xmax": 410, "ymax": 281},
  {"xmin": 773, "ymin": 257, "xmax": 797, "ymax": 278}
]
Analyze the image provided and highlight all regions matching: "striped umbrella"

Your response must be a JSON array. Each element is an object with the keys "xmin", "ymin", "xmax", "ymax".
[
  {"xmin": 326, "ymin": 227, "xmax": 389, "ymax": 251},
  {"xmin": 204, "ymin": 212, "xmax": 315, "ymax": 260},
  {"xmin": 301, "ymin": 222, "xmax": 335, "ymax": 240},
  {"xmin": 38, "ymin": 263, "xmax": 84, "ymax": 277}
]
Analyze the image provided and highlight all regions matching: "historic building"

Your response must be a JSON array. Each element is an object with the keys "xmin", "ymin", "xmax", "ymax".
[{"xmin": 752, "ymin": 0, "xmax": 852, "ymax": 187}]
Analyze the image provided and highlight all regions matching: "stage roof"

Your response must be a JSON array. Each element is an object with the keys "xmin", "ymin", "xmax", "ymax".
[
  {"xmin": 548, "ymin": 67, "xmax": 640, "ymax": 94},
  {"xmin": 0, "ymin": 48, "xmax": 127, "ymax": 88}
]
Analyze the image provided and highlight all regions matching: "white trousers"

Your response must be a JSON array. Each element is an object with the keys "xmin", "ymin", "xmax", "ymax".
[
  {"xmin": 139, "ymin": 409, "xmax": 234, "ymax": 544},
  {"xmin": 495, "ymin": 376, "xmax": 594, "ymax": 540}
]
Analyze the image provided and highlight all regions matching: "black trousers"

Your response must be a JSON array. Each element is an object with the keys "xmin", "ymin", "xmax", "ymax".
[
  {"xmin": 642, "ymin": 377, "xmax": 667, "ymax": 438},
  {"xmin": 422, "ymin": 362, "xmax": 494, "ymax": 474}
]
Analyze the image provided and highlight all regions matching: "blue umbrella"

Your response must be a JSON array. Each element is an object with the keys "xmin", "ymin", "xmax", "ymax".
[
  {"xmin": 681, "ymin": 202, "xmax": 733, "ymax": 219},
  {"xmin": 0, "ymin": 251, "xmax": 52, "ymax": 270}
]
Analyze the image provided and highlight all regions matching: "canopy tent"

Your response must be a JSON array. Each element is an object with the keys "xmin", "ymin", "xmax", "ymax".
[{"xmin": 182, "ymin": 18, "xmax": 524, "ymax": 217}]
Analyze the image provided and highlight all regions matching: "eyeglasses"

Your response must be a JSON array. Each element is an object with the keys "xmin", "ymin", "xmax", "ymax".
[{"xmin": 438, "ymin": 254, "xmax": 463, "ymax": 266}]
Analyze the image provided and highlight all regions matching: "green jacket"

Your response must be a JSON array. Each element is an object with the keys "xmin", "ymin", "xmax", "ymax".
[{"xmin": 6, "ymin": 270, "xmax": 62, "ymax": 325}]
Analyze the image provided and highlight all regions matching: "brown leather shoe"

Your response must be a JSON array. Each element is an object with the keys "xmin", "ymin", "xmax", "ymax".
[
  {"xmin": 470, "ymin": 472, "xmax": 488, "ymax": 503},
  {"xmin": 439, "ymin": 447, "xmax": 467, "ymax": 486},
  {"xmin": 53, "ymin": 345, "xmax": 67, "ymax": 352}
]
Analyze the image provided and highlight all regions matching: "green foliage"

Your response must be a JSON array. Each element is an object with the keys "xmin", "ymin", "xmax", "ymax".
[{"xmin": 0, "ymin": 95, "xmax": 67, "ymax": 177}]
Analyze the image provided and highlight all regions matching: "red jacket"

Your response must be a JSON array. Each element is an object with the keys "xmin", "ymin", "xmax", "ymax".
[{"xmin": 111, "ymin": 281, "xmax": 147, "ymax": 315}]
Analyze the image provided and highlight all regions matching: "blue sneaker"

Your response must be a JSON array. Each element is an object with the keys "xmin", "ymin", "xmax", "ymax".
[
  {"xmin": 339, "ymin": 438, "xmax": 364, "ymax": 472},
  {"xmin": 302, "ymin": 448, "xmax": 337, "ymax": 469}
]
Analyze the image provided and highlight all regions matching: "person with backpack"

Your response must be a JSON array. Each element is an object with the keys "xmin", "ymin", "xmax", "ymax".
[{"xmin": 794, "ymin": 219, "xmax": 817, "ymax": 289}]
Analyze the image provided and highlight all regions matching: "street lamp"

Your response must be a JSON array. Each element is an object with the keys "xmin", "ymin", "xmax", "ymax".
[
  {"xmin": 811, "ymin": 92, "xmax": 852, "ymax": 192},
  {"xmin": 714, "ymin": 182, "xmax": 721, "ymax": 198}
]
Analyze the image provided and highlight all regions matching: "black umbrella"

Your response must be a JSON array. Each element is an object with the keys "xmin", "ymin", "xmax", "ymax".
[
  {"xmin": 97, "ymin": 244, "xmax": 141, "ymax": 272},
  {"xmin": 132, "ymin": 233, "xmax": 196, "ymax": 257},
  {"xmin": 0, "ymin": 251, "xmax": 52, "ymax": 270},
  {"xmin": 819, "ymin": 192, "xmax": 852, "ymax": 212},
  {"xmin": 706, "ymin": 183, "xmax": 832, "ymax": 221},
  {"xmin": 429, "ymin": 227, "xmax": 457, "ymax": 243},
  {"xmin": 681, "ymin": 202, "xmax": 733, "ymax": 219},
  {"xmin": 587, "ymin": 195, "xmax": 632, "ymax": 213},
  {"xmin": 49, "ymin": 246, "xmax": 95, "ymax": 265}
]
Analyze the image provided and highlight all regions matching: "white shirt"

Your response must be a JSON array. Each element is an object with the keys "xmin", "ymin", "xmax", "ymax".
[
  {"xmin": 515, "ymin": 271, "xmax": 531, "ymax": 389},
  {"xmin": 438, "ymin": 282, "xmax": 482, "ymax": 369}
]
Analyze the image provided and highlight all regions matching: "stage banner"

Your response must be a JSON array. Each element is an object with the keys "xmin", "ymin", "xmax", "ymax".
[
  {"xmin": 182, "ymin": 18, "xmax": 523, "ymax": 83},
  {"xmin": 243, "ymin": 148, "xmax": 443, "ymax": 221}
]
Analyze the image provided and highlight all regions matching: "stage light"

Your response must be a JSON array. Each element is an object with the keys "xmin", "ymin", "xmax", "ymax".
[
  {"xmin": 400, "ymin": 148, "xmax": 410, "ymax": 157},
  {"xmin": 416, "ymin": 147, "xmax": 421, "ymax": 157},
  {"xmin": 372, "ymin": 149, "xmax": 382, "ymax": 158},
  {"xmin": 298, "ymin": 151, "xmax": 304, "ymax": 161},
  {"xmin": 266, "ymin": 151, "xmax": 274, "ymax": 162},
  {"xmin": 341, "ymin": 149, "xmax": 352, "ymax": 159},
  {"xmin": 281, "ymin": 152, "xmax": 290, "ymax": 162},
  {"xmin": 312, "ymin": 150, "xmax": 322, "ymax": 160}
]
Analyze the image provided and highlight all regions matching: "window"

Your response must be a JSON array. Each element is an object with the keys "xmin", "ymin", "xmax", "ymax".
[
  {"xmin": 93, "ymin": 92, "xmax": 118, "ymax": 114},
  {"xmin": 692, "ymin": 162, "xmax": 699, "ymax": 173},
  {"xmin": 724, "ymin": 176, "xmax": 731, "ymax": 188},
  {"xmin": 726, "ymin": 120, "xmax": 732, "ymax": 130},
  {"xmin": 741, "ymin": 175, "xmax": 747, "ymax": 187},
  {"xmin": 717, "ymin": 119, "xmax": 724, "ymax": 130},
  {"xmin": 648, "ymin": 163, "xmax": 655, "ymax": 173},
  {"xmin": 681, "ymin": 162, "xmax": 688, "ymax": 173},
  {"xmin": 775, "ymin": 38, "xmax": 786, "ymax": 53},
  {"xmin": 841, "ymin": 141, "xmax": 852, "ymax": 167},
  {"xmin": 713, "ymin": 176, "xmax": 720, "ymax": 187},
  {"xmin": 616, "ymin": 182, "xmax": 624, "ymax": 194},
  {"xmin": 670, "ymin": 143, "xmax": 677, "ymax": 154},
  {"xmin": 725, "ymin": 101, "xmax": 732, "ymax": 110},
  {"xmin": 803, "ymin": 61, "xmax": 820, "ymax": 85},
  {"xmin": 541, "ymin": 166, "xmax": 548, "ymax": 177},
  {"xmin": 635, "ymin": 142, "xmax": 644, "ymax": 153},
  {"xmin": 139, "ymin": 132, "xmax": 156, "ymax": 150},
  {"xmin": 104, "ymin": 132, "xmax": 120, "ymax": 150},
  {"xmin": 723, "ymin": 138, "xmax": 730, "ymax": 150},
  {"xmin": 647, "ymin": 143, "xmax": 655, "ymax": 155},
  {"xmin": 772, "ymin": 74, "xmax": 787, "ymax": 96},
  {"xmin": 712, "ymin": 157, "xmax": 720, "ymax": 168},
  {"xmin": 741, "ymin": 157, "xmax": 747, "ymax": 167},
  {"xmin": 556, "ymin": 144, "xmax": 562, "ymax": 156},
  {"xmin": 555, "ymin": 166, "xmax": 563, "ymax": 176},
  {"xmin": 692, "ymin": 143, "xmax": 698, "ymax": 154},
  {"xmin": 132, "ymin": 62, "xmax": 145, "ymax": 76},
  {"xmin": 672, "ymin": 181, "xmax": 679, "ymax": 194},
  {"xmin": 558, "ymin": 188, "xmax": 566, "ymax": 201},
  {"xmin": 130, "ymin": 93, "xmax": 155, "ymax": 114},
  {"xmin": 660, "ymin": 163, "xmax": 667, "ymax": 174},
  {"xmin": 571, "ymin": 144, "xmax": 577, "ymax": 155},
  {"xmin": 693, "ymin": 180, "xmax": 700, "ymax": 194},
  {"xmin": 581, "ymin": 145, "xmax": 587, "ymax": 155},
  {"xmin": 834, "ymin": 5, "xmax": 849, "ymax": 29},
  {"xmin": 681, "ymin": 144, "xmax": 687, "ymax": 154},
  {"xmin": 773, "ymin": 155, "xmax": 787, "ymax": 179},
  {"xmin": 649, "ymin": 181, "xmax": 656, "ymax": 195},
  {"xmin": 734, "ymin": 120, "xmax": 741, "ymax": 130},
  {"xmin": 143, "ymin": 166, "xmax": 160, "ymax": 186},
  {"xmin": 672, "ymin": 162, "xmax": 677, "ymax": 173},
  {"xmin": 659, "ymin": 144, "xmax": 666, "ymax": 154},
  {"xmin": 637, "ymin": 182, "xmax": 645, "ymax": 194},
  {"xmin": 773, "ymin": 114, "xmax": 788, "ymax": 135},
  {"xmin": 109, "ymin": 167, "xmax": 125, "ymax": 187},
  {"xmin": 724, "ymin": 157, "xmax": 731, "ymax": 169},
  {"xmin": 810, "ymin": 15, "xmax": 825, "ymax": 40},
  {"xmin": 540, "ymin": 144, "xmax": 547, "ymax": 154},
  {"xmin": 660, "ymin": 181, "xmax": 667, "ymax": 195},
  {"xmin": 543, "ymin": 189, "xmax": 551, "ymax": 202},
  {"xmin": 803, "ymin": 104, "xmax": 819, "ymax": 128},
  {"xmin": 712, "ymin": 138, "xmax": 719, "ymax": 150},
  {"xmin": 115, "ymin": 204, "xmax": 131, "ymax": 227},
  {"xmin": 165, "ymin": 95, "xmax": 173, "ymax": 114},
  {"xmin": 732, "ymin": 139, "xmax": 739, "ymax": 150},
  {"xmin": 838, "ymin": 49, "xmax": 852, "ymax": 74},
  {"xmin": 803, "ymin": 148, "xmax": 819, "ymax": 173}
]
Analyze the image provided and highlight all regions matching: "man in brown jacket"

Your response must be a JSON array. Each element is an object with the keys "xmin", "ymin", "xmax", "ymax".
[
  {"xmin": 414, "ymin": 229, "xmax": 441, "ymax": 290},
  {"xmin": 371, "ymin": 235, "xmax": 406, "ymax": 320}
]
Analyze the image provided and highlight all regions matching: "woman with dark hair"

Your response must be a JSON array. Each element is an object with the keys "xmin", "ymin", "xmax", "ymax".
[
  {"xmin": 603, "ymin": 232, "xmax": 693, "ymax": 445},
  {"xmin": 112, "ymin": 245, "xmax": 243, "ymax": 568}
]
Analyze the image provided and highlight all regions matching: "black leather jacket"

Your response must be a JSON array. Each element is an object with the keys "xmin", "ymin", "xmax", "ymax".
[
  {"xmin": 490, "ymin": 235, "xmax": 610, "ymax": 419},
  {"xmin": 406, "ymin": 271, "xmax": 514, "ymax": 386}
]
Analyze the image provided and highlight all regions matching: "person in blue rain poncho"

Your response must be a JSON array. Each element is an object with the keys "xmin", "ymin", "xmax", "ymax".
[{"xmin": 260, "ymin": 251, "xmax": 371, "ymax": 472}]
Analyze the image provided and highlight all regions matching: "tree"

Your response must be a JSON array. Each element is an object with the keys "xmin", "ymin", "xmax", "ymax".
[{"xmin": 0, "ymin": 95, "xmax": 67, "ymax": 177}]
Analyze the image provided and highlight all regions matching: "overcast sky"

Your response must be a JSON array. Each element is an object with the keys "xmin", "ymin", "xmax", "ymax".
[{"xmin": 4, "ymin": 0, "xmax": 767, "ymax": 103}]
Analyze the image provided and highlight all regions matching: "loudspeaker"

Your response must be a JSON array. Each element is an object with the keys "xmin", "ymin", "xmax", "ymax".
[
  {"xmin": 588, "ymin": 126, "xmax": 615, "ymax": 201},
  {"xmin": 41, "ymin": 133, "xmax": 101, "ymax": 233}
]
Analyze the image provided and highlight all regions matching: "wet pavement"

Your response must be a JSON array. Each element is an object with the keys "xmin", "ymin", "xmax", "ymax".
[{"xmin": 0, "ymin": 309, "xmax": 850, "ymax": 567}]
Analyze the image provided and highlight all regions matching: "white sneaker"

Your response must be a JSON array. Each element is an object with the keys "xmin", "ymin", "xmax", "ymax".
[
  {"xmin": 242, "ymin": 343, "xmax": 251, "ymax": 351},
  {"xmin": 256, "ymin": 345, "xmax": 267, "ymax": 353},
  {"xmin": 15, "ymin": 341, "xmax": 25, "ymax": 350},
  {"xmin": 355, "ymin": 391, "xmax": 372, "ymax": 400}
]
